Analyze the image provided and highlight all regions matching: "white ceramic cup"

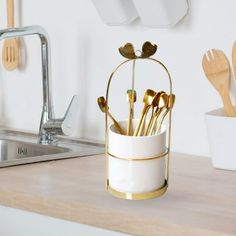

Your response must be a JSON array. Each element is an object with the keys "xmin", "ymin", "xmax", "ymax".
[
  {"xmin": 206, "ymin": 108, "xmax": 236, "ymax": 171},
  {"xmin": 108, "ymin": 120, "xmax": 167, "ymax": 193}
]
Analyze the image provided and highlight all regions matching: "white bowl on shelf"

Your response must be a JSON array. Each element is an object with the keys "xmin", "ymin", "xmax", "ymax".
[
  {"xmin": 91, "ymin": 0, "xmax": 138, "ymax": 26},
  {"xmin": 132, "ymin": 0, "xmax": 189, "ymax": 28},
  {"xmin": 205, "ymin": 108, "xmax": 236, "ymax": 171}
]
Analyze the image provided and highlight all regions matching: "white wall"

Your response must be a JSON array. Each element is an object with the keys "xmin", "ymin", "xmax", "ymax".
[{"xmin": 0, "ymin": 0, "xmax": 235, "ymax": 157}]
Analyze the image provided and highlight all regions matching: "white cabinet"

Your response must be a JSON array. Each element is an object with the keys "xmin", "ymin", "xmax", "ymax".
[{"xmin": 0, "ymin": 206, "xmax": 128, "ymax": 236}]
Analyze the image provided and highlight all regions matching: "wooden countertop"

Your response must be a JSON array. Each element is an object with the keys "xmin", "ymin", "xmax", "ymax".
[{"xmin": 0, "ymin": 153, "xmax": 235, "ymax": 236}]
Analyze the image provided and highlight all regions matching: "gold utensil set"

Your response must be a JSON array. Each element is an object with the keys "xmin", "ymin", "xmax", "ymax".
[
  {"xmin": 97, "ymin": 89, "xmax": 175, "ymax": 136},
  {"xmin": 202, "ymin": 42, "xmax": 236, "ymax": 116},
  {"xmin": 98, "ymin": 41, "xmax": 175, "ymax": 137}
]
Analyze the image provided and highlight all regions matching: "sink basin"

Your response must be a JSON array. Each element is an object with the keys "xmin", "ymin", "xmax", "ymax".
[
  {"xmin": 0, "ymin": 129, "xmax": 104, "ymax": 167},
  {"xmin": 0, "ymin": 139, "xmax": 69, "ymax": 160}
]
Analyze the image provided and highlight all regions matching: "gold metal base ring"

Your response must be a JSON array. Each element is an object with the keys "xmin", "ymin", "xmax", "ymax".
[{"xmin": 106, "ymin": 180, "xmax": 168, "ymax": 200}]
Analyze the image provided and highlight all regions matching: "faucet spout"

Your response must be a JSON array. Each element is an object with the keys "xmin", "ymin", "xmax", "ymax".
[
  {"xmin": 0, "ymin": 25, "xmax": 77, "ymax": 144},
  {"xmin": 0, "ymin": 25, "xmax": 53, "ymax": 120}
]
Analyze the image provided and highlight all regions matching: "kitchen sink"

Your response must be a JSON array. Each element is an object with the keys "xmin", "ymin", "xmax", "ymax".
[
  {"xmin": 0, "ymin": 139, "xmax": 69, "ymax": 160},
  {"xmin": 0, "ymin": 129, "xmax": 104, "ymax": 167}
]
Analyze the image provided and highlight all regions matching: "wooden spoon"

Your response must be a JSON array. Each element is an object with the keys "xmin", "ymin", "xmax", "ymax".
[
  {"xmin": 202, "ymin": 49, "xmax": 236, "ymax": 116},
  {"xmin": 97, "ymin": 96, "xmax": 126, "ymax": 135},
  {"xmin": 232, "ymin": 41, "xmax": 236, "ymax": 80},
  {"xmin": 2, "ymin": 0, "xmax": 19, "ymax": 71},
  {"xmin": 231, "ymin": 42, "xmax": 236, "ymax": 98}
]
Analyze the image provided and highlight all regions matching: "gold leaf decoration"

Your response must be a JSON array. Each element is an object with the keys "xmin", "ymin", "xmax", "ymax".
[
  {"xmin": 119, "ymin": 43, "xmax": 136, "ymax": 59},
  {"xmin": 141, "ymin": 42, "xmax": 158, "ymax": 58}
]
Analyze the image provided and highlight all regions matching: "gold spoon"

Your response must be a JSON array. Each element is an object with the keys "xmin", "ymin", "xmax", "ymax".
[
  {"xmin": 155, "ymin": 94, "xmax": 176, "ymax": 134},
  {"xmin": 145, "ymin": 92, "xmax": 168, "ymax": 136},
  {"xmin": 144, "ymin": 91, "xmax": 164, "ymax": 136},
  {"xmin": 97, "ymin": 96, "xmax": 126, "ymax": 135},
  {"xmin": 133, "ymin": 89, "xmax": 159, "ymax": 136},
  {"xmin": 126, "ymin": 89, "xmax": 137, "ymax": 136}
]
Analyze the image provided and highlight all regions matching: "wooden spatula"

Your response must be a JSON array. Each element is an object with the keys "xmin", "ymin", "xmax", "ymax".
[
  {"xmin": 232, "ymin": 41, "xmax": 236, "ymax": 81},
  {"xmin": 2, "ymin": 0, "xmax": 19, "ymax": 71},
  {"xmin": 202, "ymin": 49, "xmax": 236, "ymax": 117}
]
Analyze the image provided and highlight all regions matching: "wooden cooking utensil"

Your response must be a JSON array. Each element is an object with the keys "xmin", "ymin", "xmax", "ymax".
[
  {"xmin": 202, "ymin": 49, "xmax": 236, "ymax": 117},
  {"xmin": 232, "ymin": 41, "xmax": 236, "ymax": 82},
  {"xmin": 2, "ymin": 0, "xmax": 19, "ymax": 71}
]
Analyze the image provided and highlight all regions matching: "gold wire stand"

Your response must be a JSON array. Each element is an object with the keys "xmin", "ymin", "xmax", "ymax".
[
  {"xmin": 107, "ymin": 180, "xmax": 168, "ymax": 200},
  {"xmin": 104, "ymin": 42, "xmax": 173, "ymax": 200}
]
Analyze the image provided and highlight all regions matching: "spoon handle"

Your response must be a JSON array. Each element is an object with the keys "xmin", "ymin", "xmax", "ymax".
[
  {"xmin": 146, "ymin": 109, "xmax": 162, "ymax": 136},
  {"xmin": 221, "ymin": 92, "xmax": 236, "ymax": 116},
  {"xmin": 133, "ymin": 106, "xmax": 149, "ymax": 136},
  {"xmin": 127, "ymin": 100, "xmax": 134, "ymax": 135},
  {"xmin": 154, "ymin": 109, "xmax": 169, "ymax": 135},
  {"xmin": 108, "ymin": 111, "xmax": 126, "ymax": 135},
  {"xmin": 7, "ymin": 0, "xmax": 14, "ymax": 28},
  {"xmin": 144, "ymin": 107, "xmax": 155, "ymax": 136}
]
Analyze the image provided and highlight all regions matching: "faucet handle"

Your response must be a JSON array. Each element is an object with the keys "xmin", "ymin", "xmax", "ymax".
[
  {"xmin": 43, "ymin": 95, "xmax": 79, "ymax": 136},
  {"xmin": 61, "ymin": 95, "xmax": 79, "ymax": 135}
]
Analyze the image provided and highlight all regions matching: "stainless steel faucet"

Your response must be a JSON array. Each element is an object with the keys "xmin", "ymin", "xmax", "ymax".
[{"xmin": 0, "ymin": 25, "xmax": 79, "ymax": 145}]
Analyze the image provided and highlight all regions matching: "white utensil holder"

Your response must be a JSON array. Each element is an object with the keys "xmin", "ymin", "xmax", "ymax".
[
  {"xmin": 206, "ymin": 108, "xmax": 236, "ymax": 171},
  {"xmin": 132, "ymin": 0, "xmax": 189, "ymax": 27},
  {"xmin": 108, "ymin": 120, "xmax": 167, "ymax": 194},
  {"xmin": 91, "ymin": 0, "xmax": 138, "ymax": 26}
]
